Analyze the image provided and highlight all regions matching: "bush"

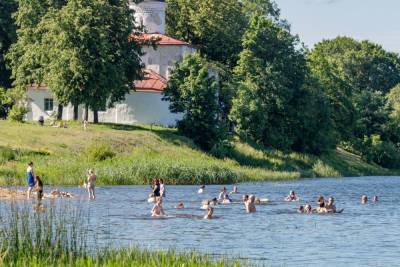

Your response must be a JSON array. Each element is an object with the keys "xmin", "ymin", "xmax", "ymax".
[
  {"xmin": 8, "ymin": 105, "xmax": 29, "ymax": 122},
  {"xmin": 360, "ymin": 135, "xmax": 400, "ymax": 168},
  {"xmin": 210, "ymin": 140, "xmax": 233, "ymax": 159},
  {"xmin": 86, "ymin": 143, "xmax": 115, "ymax": 161}
]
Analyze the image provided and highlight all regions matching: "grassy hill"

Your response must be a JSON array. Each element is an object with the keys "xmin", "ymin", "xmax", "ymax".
[{"xmin": 0, "ymin": 120, "xmax": 395, "ymax": 186}]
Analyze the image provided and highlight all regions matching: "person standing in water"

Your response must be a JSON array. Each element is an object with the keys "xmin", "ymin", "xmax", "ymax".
[
  {"xmin": 160, "ymin": 178, "xmax": 166, "ymax": 197},
  {"xmin": 204, "ymin": 207, "xmax": 214, "ymax": 219},
  {"xmin": 87, "ymin": 169, "xmax": 96, "ymax": 200},
  {"xmin": 151, "ymin": 197, "xmax": 165, "ymax": 217},
  {"xmin": 35, "ymin": 175, "xmax": 44, "ymax": 200},
  {"xmin": 152, "ymin": 177, "xmax": 161, "ymax": 197},
  {"xmin": 26, "ymin": 162, "xmax": 35, "ymax": 199}
]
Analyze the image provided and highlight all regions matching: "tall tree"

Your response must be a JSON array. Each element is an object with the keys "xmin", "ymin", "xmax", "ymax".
[
  {"xmin": 163, "ymin": 54, "xmax": 228, "ymax": 151},
  {"xmin": 0, "ymin": 0, "xmax": 17, "ymax": 90},
  {"xmin": 230, "ymin": 14, "xmax": 306, "ymax": 150}
]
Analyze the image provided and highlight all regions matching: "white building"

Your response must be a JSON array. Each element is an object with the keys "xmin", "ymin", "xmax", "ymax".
[{"xmin": 26, "ymin": 0, "xmax": 196, "ymax": 126}]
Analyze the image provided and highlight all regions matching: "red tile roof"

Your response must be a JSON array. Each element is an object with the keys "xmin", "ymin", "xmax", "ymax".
[
  {"xmin": 132, "ymin": 33, "xmax": 190, "ymax": 46},
  {"xmin": 134, "ymin": 69, "xmax": 167, "ymax": 92}
]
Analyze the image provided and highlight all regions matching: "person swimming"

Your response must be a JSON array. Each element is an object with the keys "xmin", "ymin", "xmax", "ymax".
[
  {"xmin": 244, "ymin": 195, "xmax": 256, "ymax": 213},
  {"xmin": 285, "ymin": 191, "xmax": 299, "ymax": 202},
  {"xmin": 198, "ymin": 185, "xmax": 205, "ymax": 194},
  {"xmin": 221, "ymin": 194, "xmax": 232, "ymax": 204},
  {"xmin": 218, "ymin": 187, "xmax": 227, "ymax": 200},
  {"xmin": 176, "ymin": 202, "xmax": 184, "ymax": 209},
  {"xmin": 201, "ymin": 199, "xmax": 211, "ymax": 210},
  {"xmin": 229, "ymin": 186, "xmax": 238, "ymax": 194},
  {"xmin": 361, "ymin": 195, "xmax": 368, "ymax": 204},
  {"xmin": 304, "ymin": 204, "xmax": 313, "ymax": 213},
  {"xmin": 324, "ymin": 197, "xmax": 337, "ymax": 213},
  {"xmin": 210, "ymin": 198, "xmax": 218, "ymax": 206},
  {"xmin": 151, "ymin": 197, "xmax": 165, "ymax": 217},
  {"xmin": 373, "ymin": 195, "xmax": 379, "ymax": 202},
  {"xmin": 204, "ymin": 207, "xmax": 214, "ymax": 219},
  {"xmin": 298, "ymin": 205, "xmax": 305, "ymax": 213}
]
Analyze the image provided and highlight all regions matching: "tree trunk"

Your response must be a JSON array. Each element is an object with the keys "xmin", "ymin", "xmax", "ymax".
[
  {"xmin": 73, "ymin": 105, "xmax": 79, "ymax": 120},
  {"xmin": 57, "ymin": 104, "xmax": 63, "ymax": 120},
  {"xmin": 93, "ymin": 110, "xmax": 98, "ymax": 124},
  {"xmin": 84, "ymin": 105, "xmax": 89, "ymax": 121}
]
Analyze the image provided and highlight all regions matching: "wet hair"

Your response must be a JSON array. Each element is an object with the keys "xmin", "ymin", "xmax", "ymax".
[
  {"xmin": 299, "ymin": 205, "xmax": 304, "ymax": 210},
  {"xmin": 212, "ymin": 197, "xmax": 217, "ymax": 202},
  {"xmin": 318, "ymin": 196, "xmax": 324, "ymax": 202},
  {"xmin": 200, "ymin": 185, "xmax": 205, "ymax": 189}
]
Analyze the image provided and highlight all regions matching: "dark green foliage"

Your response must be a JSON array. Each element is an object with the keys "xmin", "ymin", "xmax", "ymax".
[
  {"xmin": 163, "ymin": 54, "xmax": 228, "ymax": 151},
  {"xmin": 86, "ymin": 143, "xmax": 116, "ymax": 161},
  {"xmin": 230, "ymin": 14, "xmax": 306, "ymax": 151}
]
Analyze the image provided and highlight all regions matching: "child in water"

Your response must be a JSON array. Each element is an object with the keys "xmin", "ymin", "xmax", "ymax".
[
  {"xmin": 176, "ymin": 202, "xmax": 184, "ymax": 209},
  {"xmin": 87, "ymin": 169, "xmax": 96, "ymax": 200},
  {"xmin": 361, "ymin": 195, "xmax": 368, "ymax": 204},
  {"xmin": 221, "ymin": 194, "xmax": 232, "ymax": 204},
  {"xmin": 373, "ymin": 196, "xmax": 379, "ymax": 202},
  {"xmin": 151, "ymin": 197, "xmax": 165, "ymax": 217},
  {"xmin": 285, "ymin": 191, "xmax": 299, "ymax": 201},
  {"xmin": 198, "ymin": 185, "xmax": 205, "ymax": 194},
  {"xmin": 35, "ymin": 175, "xmax": 43, "ymax": 200},
  {"xmin": 245, "ymin": 195, "xmax": 256, "ymax": 213}
]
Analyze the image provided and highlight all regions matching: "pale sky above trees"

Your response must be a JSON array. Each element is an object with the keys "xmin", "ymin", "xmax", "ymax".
[{"xmin": 275, "ymin": 0, "xmax": 400, "ymax": 53}]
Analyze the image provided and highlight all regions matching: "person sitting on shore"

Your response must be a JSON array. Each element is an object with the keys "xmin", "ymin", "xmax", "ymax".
[
  {"xmin": 176, "ymin": 202, "xmax": 184, "ymax": 209},
  {"xmin": 35, "ymin": 175, "xmax": 44, "ymax": 201},
  {"xmin": 151, "ymin": 197, "xmax": 165, "ymax": 217},
  {"xmin": 373, "ymin": 195, "xmax": 379, "ymax": 202},
  {"xmin": 361, "ymin": 195, "xmax": 368, "ymax": 204},
  {"xmin": 218, "ymin": 187, "xmax": 227, "ymax": 200},
  {"xmin": 221, "ymin": 194, "xmax": 232, "ymax": 204},
  {"xmin": 198, "ymin": 185, "xmax": 205, "ymax": 194},
  {"xmin": 229, "ymin": 186, "xmax": 238, "ymax": 195},
  {"xmin": 285, "ymin": 191, "xmax": 299, "ymax": 202},
  {"xmin": 204, "ymin": 207, "xmax": 214, "ymax": 220},
  {"xmin": 325, "ymin": 197, "xmax": 337, "ymax": 213}
]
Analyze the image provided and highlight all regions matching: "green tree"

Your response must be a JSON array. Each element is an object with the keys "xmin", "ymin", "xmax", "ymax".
[
  {"xmin": 230, "ymin": 14, "xmax": 306, "ymax": 150},
  {"xmin": 163, "ymin": 54, "xmax": 228, "ymax": 151},
  {"xmin": 166, "ymin": 0, "xmax": 247, "ymax": 67},
  {"xmin": 0, "ymin": 0, "xmax": 17, "ymax": 90}
]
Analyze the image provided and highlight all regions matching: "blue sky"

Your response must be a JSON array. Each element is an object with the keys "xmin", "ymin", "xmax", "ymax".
[{"xmin": 274, "ymin": 0, "xmax": 400, "ymax": 53}]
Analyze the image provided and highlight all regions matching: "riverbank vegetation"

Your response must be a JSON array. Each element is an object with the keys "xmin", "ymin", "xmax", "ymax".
[
  {"xmin": 0, "ymin": 202, "xmax": 239, "ymax": 266},
  {"xmin": 0, "ymin": 121, "xmax": 393, "ymax": 186}
]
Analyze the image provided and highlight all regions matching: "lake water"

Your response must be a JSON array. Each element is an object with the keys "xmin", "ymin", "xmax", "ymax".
[{"xmin": 3, "ymin": 176, "xmax": 400, "ymax": 266}]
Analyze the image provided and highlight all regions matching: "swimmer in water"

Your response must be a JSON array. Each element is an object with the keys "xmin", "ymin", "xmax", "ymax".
[
  {"xmin": 210, "ymin": 198, "xmax": 218, "ymax": 206},
  {"xmin": 285, "ymin": 191, "xmax": 299, "ymax": 202},
  {"xmin": 229, "ymin": 186, "xmax": 238, "ymax": 194},
  {"xmin": 325, "ymin": 197, "xmax": 337, "ymax": 213},
  {"xmin": 201, "ymin": 199, "xmax": 211, "ymax": 210},
  {"xmin": 151, "ymin": 197, "xmax": 165, "ymax": 217},
  {"xmin": 198, "ymin": 185, "xmax": 205, "ymax": 194},
  {"xmin": 361, "ymin": 195, "xmax": 368, "ymax": 204},
  {"xmin": 298, "ymin": 205, "xmax": 305, "ymax": 213},
  {"xmin": 245, "ymin": 195, "xmax": 256, "ymax": 213},
  {"xmin": 222, "ymin": 194, "xmax": 231, "ymax": 204},
  {"xmin": 373, "ymin": 195, "xmax": 379, "ymax": 202},
  {"xmin": 35, "ymin": 175, "xmax": 43, "ymax": 201},
  {"xmin": 176, "ymin": 202, "xmax": 184, "ymax": 209},
  {"xmin": 304, "ymin": 204, "xmax": 313, "ymax": 213},
  {"xmin": 204, "ymin": 207, "xmax": 214, "ymax": 219},
  {"xmin": 315, "ymin": 195, "xmax": 326, "ymax": 212},
  {"xmin": 218, "ymin": 187, "xmax": 227, "ymax": 200}
]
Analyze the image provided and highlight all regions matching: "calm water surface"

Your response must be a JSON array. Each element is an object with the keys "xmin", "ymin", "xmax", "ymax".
[{"xmin": 6, "ymin": 176, "xmax": 400, "ymax": 266}]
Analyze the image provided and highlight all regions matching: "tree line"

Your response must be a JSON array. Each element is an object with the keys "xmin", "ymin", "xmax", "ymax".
[{"xmin": 1, "ymin": 0, "xmax": 400, "ymax": 168}]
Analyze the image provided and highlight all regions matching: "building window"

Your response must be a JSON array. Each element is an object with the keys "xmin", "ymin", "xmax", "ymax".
[{"xmin": 44, "ymin": 98, "xmax": 54, "ymax": 111}]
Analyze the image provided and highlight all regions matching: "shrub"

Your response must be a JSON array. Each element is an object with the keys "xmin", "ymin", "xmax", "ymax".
[
  {"xmin": 210, "ymin": 140, "xmax": 233, "ymax": 159},
  {"xmin": 0, "ymin": 146, "xmax": 16, "ymax": 163},
  {"xmin": 86, "ymin": 143, "xmax": 115, "ymax": 161},
  {"xmin": 7, "ymin": 105, "xmax": 29, "ymax": 122}
]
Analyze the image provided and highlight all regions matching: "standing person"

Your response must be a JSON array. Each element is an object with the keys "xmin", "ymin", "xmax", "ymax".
[
  {"xmin": 35, "ymin": 175, "xmax": 44, "ymax": 200},
  {"xmin": 87, "ymin": 169, "xmax": 96, "ymax": 200},
  {"xmin": 160, "ymin": 178, "xmax": 166, "ymax": 197},
  {"xmin": 218, "ymin": 187, "xmax": 227, "ymax": 200},
  {"xmin": 151, "ymin": 197, "xmax": 165, "ymax": 217},
  {"xmin": 153, "ymin": 177, "xmax": 161, "ymax": 197},
  {"xmin": 26, "ymin": 162, "xmax": 35, "ymax": 199}
]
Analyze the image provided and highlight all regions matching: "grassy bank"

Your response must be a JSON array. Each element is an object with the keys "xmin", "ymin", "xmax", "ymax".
[
  {"xmin": 0, "ymin": 120, "xmax": 394, "ymax": 186},
  {"xmin": 0, "ymin": 202, "xmax": 240, "ymax": 267}
]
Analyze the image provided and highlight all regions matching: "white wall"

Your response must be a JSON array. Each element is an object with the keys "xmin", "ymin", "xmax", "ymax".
[
  {"xmin": 142, "ymin": 45, "xmax": 196, "ymax": 79},
  {"xmin": 27, "ymin": 89, "xmax": 182, "ymax": 126},
  {"xmin": 131, "ymin": 1, "xmax": 166, "ymax": 34}
]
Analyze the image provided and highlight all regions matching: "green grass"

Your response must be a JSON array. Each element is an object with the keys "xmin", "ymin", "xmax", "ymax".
[
  {"xmin": 0, "ymin": 202, "xmax": 241, "ymax": 267},
  {"xmin": 0, "ymin": 120, "xmax": 395, "ymax": 186}
]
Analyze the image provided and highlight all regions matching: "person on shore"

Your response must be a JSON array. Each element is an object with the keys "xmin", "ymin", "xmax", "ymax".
[
  {"xmin": 26, "ymin": 162, "xmax": 35, "ymax": 199},
  {"xmin": 285, "ymin": 191, "xmax": 299, "ymax": 202},
  {"xmin": 218, "ymin": 187, "xmax": 227, "ymax": 200},
  {"xmin": 325, "ymin": 197, "xmax": 337, "ymax": 213},
  {"xmin": 204, "ymin": 207, "xmax": 214, "ymax": 219},
  {"xmin": 373, "ymin": 196, "xmax": 379, "ymax": 202},
  {"xmin": 229, "ymin": 186, "xmax": 238, "ymax": 195},
  {"xmin": 198, "ymin": 185, "xmax": 205, "ymax": 194},
  {"xmin": 160, "ymin": 179, "xmax": 166, "ymax": 197},
  {"xmin": 151, "ymin": 197, "xmax": 165, "ymax": 217},
  {"xmin": 35, "ymin": 175, "xmax": 44, "ymax": 201},
  {"xmin": 361, "ymin": 195, "xmax": 368, "ymax": 204},
  {"xmin": 87, "ymin": 169, "xmax": 96, "ymax": 200}
]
